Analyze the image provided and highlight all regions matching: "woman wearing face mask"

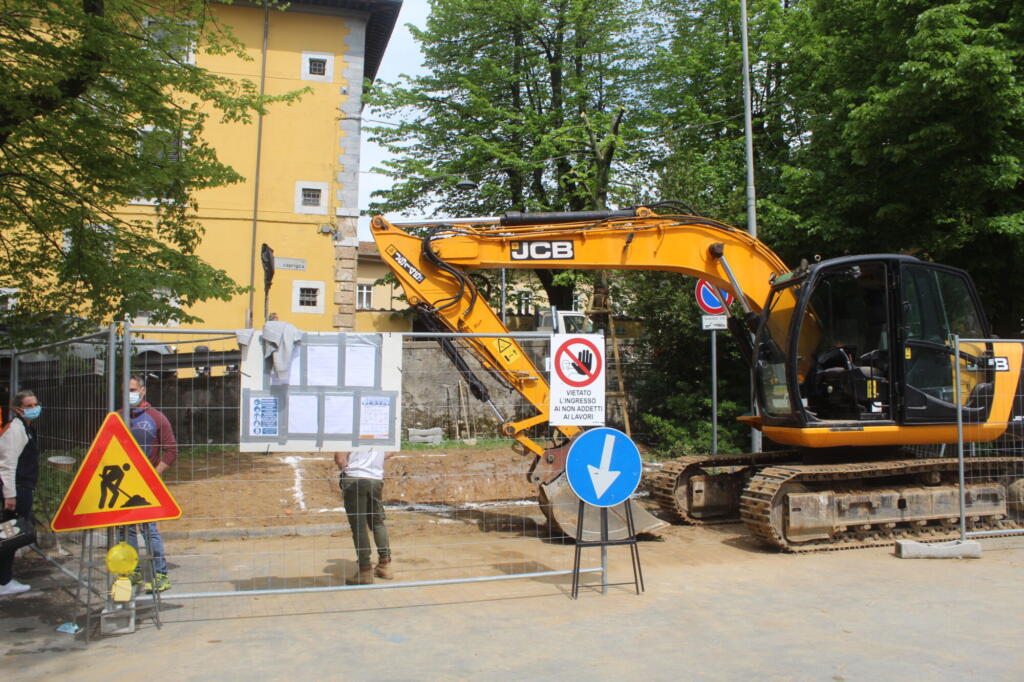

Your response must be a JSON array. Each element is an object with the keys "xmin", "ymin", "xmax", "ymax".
[{"xmin": 0, "ymin": 389, "xmax": 41, "ymax": 596}]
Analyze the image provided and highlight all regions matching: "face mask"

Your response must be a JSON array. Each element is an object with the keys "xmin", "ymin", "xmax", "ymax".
[
  {"xmin": 22, "ymin": 406, "xmax": 41, "ymax": 420},
  {"xmin": 129, "ymin": 391, "xmax": 142, "ymax": 407}
]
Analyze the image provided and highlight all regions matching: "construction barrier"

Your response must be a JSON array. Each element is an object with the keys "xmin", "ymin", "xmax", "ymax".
[
  {"xmin": 9, "ymin": 326, "xmax": 651, "ymax": 631},
  {"xmin": 953, "ymin": 336, "xmax": 1024, "ymax": 541}
]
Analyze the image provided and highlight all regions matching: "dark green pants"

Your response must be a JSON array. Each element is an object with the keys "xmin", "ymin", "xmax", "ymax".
[{"xmin": 340, "ymin": 476, "xmax": 390, "ymax": 567}]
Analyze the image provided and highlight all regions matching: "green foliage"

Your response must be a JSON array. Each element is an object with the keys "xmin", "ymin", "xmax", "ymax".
[
  {"xmin": 365, "ymin": 0, "xmax": 650, "ymax": 309},
  {"xmin": 783, "ymin": 0, "xmax": 1024, "ymax": 333},
  {"xmin": 622, "ymin": 271, "xmax": 751, "ymax": 452},
  {"xmin": 0, "ymin": 1, "xmax": 304, "ymax": 346},
  {"xmin": 366, "ymin": 0, "xmax": 1024, "ymax": 448}
]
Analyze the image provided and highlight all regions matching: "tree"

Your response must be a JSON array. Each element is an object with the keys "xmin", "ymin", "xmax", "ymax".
[
  {"xmin": 364, "ymin": 0, "xmax": 649, "ymax": 310},
  {"xmin": 785, "ymin": 0, "xmax": 1024, "ymax": 334},
  {"xmin": 0, "ymin": 0, "xmax": 301, "ymax": 346}
]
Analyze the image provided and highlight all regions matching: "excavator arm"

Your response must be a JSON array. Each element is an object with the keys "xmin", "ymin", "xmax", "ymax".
[{"xmin": 370, "ymin": 208, "xmax": 792, "ymax": 491}]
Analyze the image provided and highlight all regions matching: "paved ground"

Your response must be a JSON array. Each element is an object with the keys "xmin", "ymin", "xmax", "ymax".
[{"xmin": 2, "ymin": 524, "xmax": 1022, "ymax": 680}]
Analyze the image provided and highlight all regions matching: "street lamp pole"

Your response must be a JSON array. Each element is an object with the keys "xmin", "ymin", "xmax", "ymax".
[{"xmin": 740, "ymin": 0, "xmax": 762, "ymax": 452}]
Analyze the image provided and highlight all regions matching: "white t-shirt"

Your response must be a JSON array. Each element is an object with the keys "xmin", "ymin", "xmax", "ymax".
[{"xmin": 344, "ymin": 448, "xmax": 385, "ymax": 480}]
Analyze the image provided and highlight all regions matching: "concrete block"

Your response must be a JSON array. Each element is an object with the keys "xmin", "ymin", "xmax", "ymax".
[
  {"xmin": 895, "ymin": 539, "xmax": 982, "ymax": 559},
  {"xmin": 333, "ymin": 313, "xmax": 354, "ymax": 330},
  {"xmin": 408, "ymin": 427, "xmax": 443, "ymax": 445}
]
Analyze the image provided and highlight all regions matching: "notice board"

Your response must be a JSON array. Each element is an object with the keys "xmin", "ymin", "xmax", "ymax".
[{"xmin": 239, "ymin": 331, "xmax": 402, "ymax": 452}]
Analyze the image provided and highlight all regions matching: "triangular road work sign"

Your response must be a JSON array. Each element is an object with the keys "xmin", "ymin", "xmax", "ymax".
[{"xmin": 51, "ymin": 412, "xmax": 182, "ymax": 532}]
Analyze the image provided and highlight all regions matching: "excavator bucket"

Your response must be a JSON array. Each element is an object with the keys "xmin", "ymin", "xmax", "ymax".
[{"xmin": 539, "ymin": 473, "xmax": 667, "ymax": 541}]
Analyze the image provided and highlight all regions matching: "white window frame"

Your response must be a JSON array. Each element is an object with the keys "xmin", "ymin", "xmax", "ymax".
[
  {"xmin": 143, "ymin": 17, "xmax": 196, "ymax": 66},
  {"xmin": 356, "ymin": 283, "xmax": 373, "ymax": 310},
  {"xmin": 301, "ymin": 51, "xmax": 334, "ymax": 83},
  {"xmin": 0, "ymin": 287, "xmax": 18, "ymax": 312},
  {"xmin": 291, "ymin": 280, "xmax": 325, "ymax": 315},
  {"xmin": 294, "ymin": 181, "xmax": 328, "ymax": 215}
]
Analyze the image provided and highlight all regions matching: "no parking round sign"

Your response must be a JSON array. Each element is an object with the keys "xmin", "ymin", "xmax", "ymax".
[{"xmin": 695, "ymin": 280, "xmax": 734, "ymax": 315}]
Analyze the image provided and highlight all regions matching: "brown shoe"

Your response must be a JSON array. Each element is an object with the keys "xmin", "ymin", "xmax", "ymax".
[
  {"xmin": 374, "ymin": 560, "xmax": 394, "ymax": 580},
  {"xmin": 346, "ymin": 565, "xmax": 374, "ymax": 585}
]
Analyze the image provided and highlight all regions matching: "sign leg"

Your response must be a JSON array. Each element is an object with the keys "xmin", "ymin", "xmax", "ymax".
[
  {"xmin": 625, "ymin": 500, "xmax": 644, "ymax": 594},
  {"xmin": 571, "ymin": 499, "xmax": 586, "ymax": 599},
  {"xmin": 600, "ymin": 508, "xmax": 609, "ymax": 595}
]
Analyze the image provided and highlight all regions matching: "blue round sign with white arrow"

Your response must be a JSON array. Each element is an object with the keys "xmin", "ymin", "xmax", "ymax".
[{"xmin": 565, "ymin": 427, "xmax": 643, "ymax": 508}]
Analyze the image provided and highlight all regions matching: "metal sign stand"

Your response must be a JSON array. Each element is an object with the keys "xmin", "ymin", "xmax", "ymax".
[{"xmin": 570, "ymin": 499, "xmax": 644, "ymax": 599}]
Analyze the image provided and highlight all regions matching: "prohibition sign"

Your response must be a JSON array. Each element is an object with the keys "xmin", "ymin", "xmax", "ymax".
[
  {"xmin": 695, "ymin": 279, "xmax": 734, "ymax": 315},
  {"xmin": 554, "ymin": 337, "xmax": 603, "ymax": 388}
]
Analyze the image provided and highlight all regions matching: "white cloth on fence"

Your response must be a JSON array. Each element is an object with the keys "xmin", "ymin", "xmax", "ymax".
[
  {"xmin": 261, "ymin": 320, "xmax": 302, "ymax": 379},
  {"xmin": 235, "ymin": 329, "xmax": 255, "ymax": 347}
]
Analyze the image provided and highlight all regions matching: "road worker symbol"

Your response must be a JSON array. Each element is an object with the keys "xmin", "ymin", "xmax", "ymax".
[
  {"xmin": 98, "ymin": 463, "xmax": 151, "ymax": 509},
  {"xmin": 554, "ymin": 337, "xmax": 603, "ymax": 388}
]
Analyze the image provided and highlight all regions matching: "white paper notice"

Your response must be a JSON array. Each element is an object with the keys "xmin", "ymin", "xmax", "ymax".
[
  {"xmin": 306, "ymin": 345, "xmax": 339, "ymax": 387},
  {"xmin": 288, "ymin": 394, "xmax": 318, "ymax": 433},
  {"xmin": 324, "ymin": 394, "xmax": 355, "ymax": 434},
  {"xmin": 345, "ymin": 344, "xmax": 377, "ymax": 387},
  {"xmin": 358, "ymin": 395, "xmax": 391, "ymax": 439}
]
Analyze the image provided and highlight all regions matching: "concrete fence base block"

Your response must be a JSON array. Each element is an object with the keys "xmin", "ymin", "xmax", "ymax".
[{"xmin": 895, "ymin": 539, "xmax": 982, "ymax": 559}]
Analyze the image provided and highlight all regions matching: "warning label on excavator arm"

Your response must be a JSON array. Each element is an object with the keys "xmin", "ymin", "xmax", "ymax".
[{"xmin": 549, "ymin": 334, "xmax": 606, "ymax": 427}]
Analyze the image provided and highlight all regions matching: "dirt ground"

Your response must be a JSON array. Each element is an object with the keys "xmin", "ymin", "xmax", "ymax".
[{"xmin": 161, "ymin": 443, "xmax": 540, "ymax": 532}]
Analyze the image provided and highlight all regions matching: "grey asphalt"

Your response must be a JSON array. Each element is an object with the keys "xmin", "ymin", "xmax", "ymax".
[{"xmin": 2, "ymin": 527, "xmax": 1022, "ymax": 680}]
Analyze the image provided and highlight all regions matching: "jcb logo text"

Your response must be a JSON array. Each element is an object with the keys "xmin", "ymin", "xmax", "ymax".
[{"xmin": 510, "ymin": 241, "xmax": 575, "ymax": 260}]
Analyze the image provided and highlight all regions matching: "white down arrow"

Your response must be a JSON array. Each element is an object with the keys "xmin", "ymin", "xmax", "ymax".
[{"xmin": 587, "ymin": 434, "xmax": 621, "ymax": 499}]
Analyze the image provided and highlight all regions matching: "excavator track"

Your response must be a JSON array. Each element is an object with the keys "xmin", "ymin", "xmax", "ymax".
[
  {"xmin": 649, "ymin": 450, "xmax": 801, "ymax": 525},
  {"xmin": 740, "ymin": 457, "xmax": 1024, "ymax": 552}
]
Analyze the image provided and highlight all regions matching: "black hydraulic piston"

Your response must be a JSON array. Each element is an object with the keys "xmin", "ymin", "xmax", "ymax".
[{"xmin": 500, "ymin": 208, "xmax": 638, "ymax": 226}]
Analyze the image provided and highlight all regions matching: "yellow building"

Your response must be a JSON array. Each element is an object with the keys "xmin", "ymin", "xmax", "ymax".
[{"xmin": 124, "ymin": 1, "xmax": 401, "ymax": 333}]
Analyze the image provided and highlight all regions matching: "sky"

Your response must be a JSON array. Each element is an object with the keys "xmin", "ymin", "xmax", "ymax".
[{"xmin": 356, "ymin": 1, "xmax": 431, "ymax": 240}]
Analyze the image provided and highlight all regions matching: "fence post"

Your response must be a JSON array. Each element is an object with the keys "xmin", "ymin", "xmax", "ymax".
[
  {"xmin": 107, "ymin": 323, "xmax": 117, "ymax": 414},
  {"xmin": 122, "ymin": 319, "xmax": 132, "ymax": 420},
  {"xmin": 6, "ymin": 345, "xmax": 15, "ymax": 418},
  {"xmin": 954, "ymin": 334, "xmax": 966, "ymax": 541}
]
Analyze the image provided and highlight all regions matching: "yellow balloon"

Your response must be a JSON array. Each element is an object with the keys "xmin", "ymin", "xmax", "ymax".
[{"xmin": 105, "ymin": 542, "xmax": 139, "ymax": 575}]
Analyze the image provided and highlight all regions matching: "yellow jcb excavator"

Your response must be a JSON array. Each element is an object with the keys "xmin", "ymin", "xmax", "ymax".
[{"xmin": 371, "ymin": 206, "xmax": 1024, "ymax": 551}]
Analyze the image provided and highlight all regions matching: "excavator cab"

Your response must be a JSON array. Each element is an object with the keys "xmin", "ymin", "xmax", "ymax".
[{"xmin": 754, "ymin": 255, "xmax": 996, "ymax": 440}]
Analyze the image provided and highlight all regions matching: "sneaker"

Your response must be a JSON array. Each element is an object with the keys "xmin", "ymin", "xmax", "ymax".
[
  {"xmin": 144, "ymin": 573, "xmax": 171, "ymax": 593},
  {"xmin": 0, "ymin": 579, "xmax": 31, "ymax": 596},
  {"xmin": 374, "ymin": 560, "xmax": 394, "ymax": 580},
  {"xmin": 129, "ymin": 570, "xmax": 143, "ymax": 586}
]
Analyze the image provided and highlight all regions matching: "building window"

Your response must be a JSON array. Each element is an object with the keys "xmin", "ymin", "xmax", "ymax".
[
  {"xmin": 294, "ymin": 181, "xmax": 328, "ymax": 215},
  {"xmin": 0, "ymin": 288, "xmax": 17, "ymax": 312},
  {"xmin": 291, "ymin": 280, "xmax": 325, "ymax": 314},
  {"xmin": 301, "ymin": 188, "xmax": 321, "ymax": 207},
  {"xmin": 356, "ymin": 283, "xmax": 373, "ymax": 310},
  {"xmin": 130, "ymin": 127, "xmax": 187, "ymax": 205},
  {"xmin": 308, "ymin": 58, "xmax": 327, "ymax": 76},
  {"xmin": 301, "ymin": 51, "xmax": 334, "ymax": 83},
  {"xmin": 144, "ymin": 17, "xmax": 196, "ymax": 65}
]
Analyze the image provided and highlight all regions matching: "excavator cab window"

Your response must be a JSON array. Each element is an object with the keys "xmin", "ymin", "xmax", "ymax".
[
  {"xmin": 794, "ymin": 262, "xmax": 892, "ymax": 422},
  {"xmin": 900, "ymin": 263, "xmax": 992, "ymax": 423}
]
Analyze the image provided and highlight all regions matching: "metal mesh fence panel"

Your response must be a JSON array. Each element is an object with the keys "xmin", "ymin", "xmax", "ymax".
[
  {"xmin": 74, "ymin": 329, "xmax": 607, "ymax": 622},
  {"xmin": 8, "ymin": 329, "xmax": 115, "ymax": 537},
  {"xmin": 955, "ymin": 337, "xmax": 1024, "ymax": 540}
]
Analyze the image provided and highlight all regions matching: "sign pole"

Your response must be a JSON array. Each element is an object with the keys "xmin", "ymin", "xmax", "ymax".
[{"xmin": 711, "ymin": 329, "xmax": 718, "ymax": 456}]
